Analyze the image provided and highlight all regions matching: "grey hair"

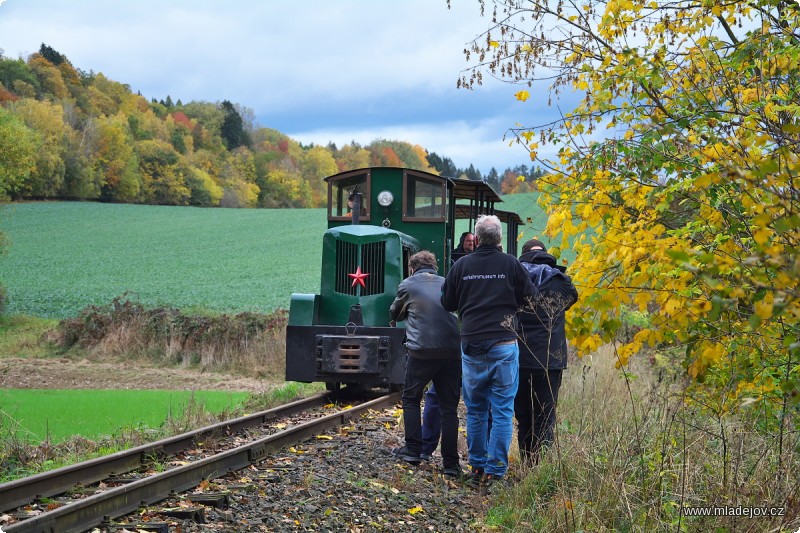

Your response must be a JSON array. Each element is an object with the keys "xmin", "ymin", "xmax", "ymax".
[{"xmin": 474, "ymin": 214, "xmax": 502, "ymax": 246}]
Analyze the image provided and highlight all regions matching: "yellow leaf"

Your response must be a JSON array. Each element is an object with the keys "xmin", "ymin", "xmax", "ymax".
[
  {"xmin": 272, "ymin": 423, "xmax": 287, "ymax": 429},
  {"xmin": 489, "ymin": 40, "xmax": 499, "ymax": 48},
  {"xmin": 408, "ymin": 506, "xmax": 424, "ymax": 515},
  {"xmin": 516, "ymin": 175, "xmax": 526, "ymax": 183},
  {"xmin": 754, "ymin": 301, "xmax": 773, "ymax": 320},
  {"xmin": 515, "ymin": 90, "xmax": 530, "ymax": 102},
  {"xmin": 753, "ymin": 227, "xmax": 770, "ymax": 246},
  {"xmin": 315, "ymin": 435, "xmax": 333, "ymax": 440},
  {"xmin": 663, "ymin": 298, "xmax": 682, "ymax": 316}
]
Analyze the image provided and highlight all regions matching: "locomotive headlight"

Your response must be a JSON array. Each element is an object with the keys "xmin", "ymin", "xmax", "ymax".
[{"xmin": 377, "ymin": 190, "xmax": 394, "ymax": 207}]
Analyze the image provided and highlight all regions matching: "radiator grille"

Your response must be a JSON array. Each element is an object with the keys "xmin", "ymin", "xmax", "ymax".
[{"xmin": 335, "ymin": 240, "xmax": 385, "ymax": 296}]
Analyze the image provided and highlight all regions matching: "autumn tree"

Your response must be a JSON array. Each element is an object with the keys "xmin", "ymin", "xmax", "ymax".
[
  {"xmin": 10, "ymin": 99, "xmax": 69, "ymax": 197},
  {"xmin": 27, "ymin": 54, "xmax": 69, "ymax": 100},
  {"xmin": 258, "ymin": 165, "xmax": 312, "ymax": 208},
  {"xmin": 0, "ymin": 107, "xmax": 38, "ymax": 200},
  {"xmin": 218, "ymin": 147, "xmax": 259, "ymax": 207},
  {"xmin": 94, "ymin": 115, "xmax": 141, "ymax": 202},
  {"xmin": 185, "ymin": 166, "xmax": 223, "ymax": 206},
  {"xmin": 333, "ymin": 142, "xmax": 371, "ymax": 172},
  {"xmin": 300, "ymin": 145, "xmax": 338, "ymax": 206},
  {"xmin": 135, "ymin": 139, "xmax": 188, "ymax": 205},
  {"xmin": 461, "ymin": 0, "xmax": 799, "ymax": 419},
  {"xmin": 367, "ymin": 139, "xmax": 430, "ymax": 170},
  {"xmin": 87, "ymin": 73, "xmax": 132, "ymax": 117},
  {"xmin": 0, "ymin": 56, "xmax": 41, "ymax": 97}
]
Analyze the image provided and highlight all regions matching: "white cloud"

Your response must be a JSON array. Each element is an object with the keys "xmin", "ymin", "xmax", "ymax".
[
  {"xmin": 0, "ymin": 0, "xmax": 567, "ymax": 174},
  {"xmin": 289, "ymin": 118, "xmax": 556, "ymax": 175}
]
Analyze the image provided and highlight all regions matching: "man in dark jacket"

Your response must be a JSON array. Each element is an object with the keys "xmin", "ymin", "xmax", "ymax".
[
  {"xmin": 516, "ymin": 239, "xmax": 579, "ymax": 464},
  {"xmin": 441, "ymin": 215, "xmax": 537, "ymax": 484},
  {"xmin": 389, "ymin": 251, "xmax": 462, "ymax": 477}
]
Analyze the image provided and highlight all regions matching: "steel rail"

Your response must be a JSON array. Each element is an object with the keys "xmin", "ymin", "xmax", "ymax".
[
  {"xmin": 0, "ymin": 392, "xmax": 332, "ymax": 513},
  {"xmin": 5, "ymin": 392, "xmax": 400, "ymax": 533}
]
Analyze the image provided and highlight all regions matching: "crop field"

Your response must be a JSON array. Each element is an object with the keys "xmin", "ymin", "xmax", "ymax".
[
  {"xmin": 0, "ymin": 194, "xmax": 546, "ymax": 319},
  {"xmin": 0, "ymin": 202, "xmax": 328, "ymax": 318},
  {"xmin": 0, "ymin": 388, "xmax": 250, "ymax": 444}
]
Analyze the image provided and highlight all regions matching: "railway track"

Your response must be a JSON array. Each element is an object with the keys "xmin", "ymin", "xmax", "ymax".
[{"xmin": 1, "ymin": 391, "xmax": 401, "ymax": 533}]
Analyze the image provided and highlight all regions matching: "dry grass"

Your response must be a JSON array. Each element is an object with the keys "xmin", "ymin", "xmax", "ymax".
[
  {"xmin": 482, "ymin": 345, "xmax": 800, "ymax": 532},
  {"xmin": 51, "ymin": 296, "xmax": 288, "ymax": 379}
]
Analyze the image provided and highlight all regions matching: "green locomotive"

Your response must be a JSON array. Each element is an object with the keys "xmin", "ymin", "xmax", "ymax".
[{"xmin": 285, "ymin": 167, "xmax": 521, "ymax": 391}]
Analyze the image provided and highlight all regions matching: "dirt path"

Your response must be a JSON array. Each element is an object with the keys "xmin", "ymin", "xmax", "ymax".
[{"xmin": 0, "ymin": 357, "xmax": 273, "ymax": 393}]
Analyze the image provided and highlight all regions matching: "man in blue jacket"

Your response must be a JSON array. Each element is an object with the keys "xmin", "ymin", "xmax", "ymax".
[
  {"xmin": 441, "ymin": 215, "xmax": 537, "ymax": 485},
  {"xmin": 516, "ymin": 239, "xmax": 579, "ymax": 464},
  {"xmin": 389, "ymin": 251, "xmax": 463, "ymax": 477}
]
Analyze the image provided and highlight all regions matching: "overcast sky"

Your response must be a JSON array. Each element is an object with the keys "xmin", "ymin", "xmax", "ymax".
[{"xmin": 0, "ymin": 0, "xmax": 568, "ymax": 175}]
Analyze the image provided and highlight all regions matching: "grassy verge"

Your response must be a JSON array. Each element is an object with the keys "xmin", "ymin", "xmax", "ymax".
[
  {"xmin": 0, "ymin": 304, "xmax": 325, "ymax": 482},
  {"xmin": 0, "ymin": 381, "xmax": 323, "ymax": 482},
  {"xmin": 483, "ymin": 345, "xmax": 799, "ymax": 531},
  {"xmin": 50, "ymin": 296, "xmax": 289, "ymax": 378},
  {"xmin": 0, "ymin": 315, "xmax": 59, "ymax": 358}
]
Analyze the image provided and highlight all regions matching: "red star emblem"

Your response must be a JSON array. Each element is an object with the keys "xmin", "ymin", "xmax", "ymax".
[{"xmin": 348, "ymin": 266, "xmax": 370, "ymax": 288}]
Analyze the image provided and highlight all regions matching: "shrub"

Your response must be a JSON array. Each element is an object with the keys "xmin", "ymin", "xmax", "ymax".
[{"xmin": 56, "ymin": 295, "xmax": 288, "ymax": 377}]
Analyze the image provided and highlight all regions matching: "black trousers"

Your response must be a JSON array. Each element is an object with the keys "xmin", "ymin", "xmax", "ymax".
[
  {"xmin": 514, "ymin": 368, "xmax": 562, "ymax": 464},
  {"xmin": 401, "ymin": 356, "xmax": 462, "ymax": 469}
]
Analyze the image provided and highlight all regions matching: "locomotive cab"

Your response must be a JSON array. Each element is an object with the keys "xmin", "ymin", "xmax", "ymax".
[{"xmin": 285, "ymin": 167, "xmax": 521, "ymax": 391}]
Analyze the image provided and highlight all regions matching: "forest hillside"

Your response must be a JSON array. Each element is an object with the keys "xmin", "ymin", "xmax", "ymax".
[{"xmin": 0, "ymin": 43, "xmax": 543, "ymax": 209}]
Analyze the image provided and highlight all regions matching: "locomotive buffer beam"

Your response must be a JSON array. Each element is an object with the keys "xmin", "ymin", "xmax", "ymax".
[
  {"xmin": 316, "ymin": 334, "xmax": 389, "ymax": 374},
  {"xmin": 285, "ymin": 325, "xmax": 405, "ymax": 387}
]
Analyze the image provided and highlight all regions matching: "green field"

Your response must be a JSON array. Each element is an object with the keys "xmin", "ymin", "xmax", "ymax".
[
  {"xmin": 0, "ymin": 388, "xmax": 249, "ymax": 444},
  {"xmin": 0, "ymin": 202, "xmax": 327, "ymax": 318},
  {"xmin": 497, "ymin": 191, "xmax": 549, "ymax": 239},
  {"xmin": 0, "ymin": 195, "xmax": 546, "ymax": 319}
]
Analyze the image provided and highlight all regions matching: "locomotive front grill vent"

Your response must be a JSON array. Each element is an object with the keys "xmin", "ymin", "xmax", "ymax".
[{"xmin": 335, "ymin": 240, "xmax": 385, "ymax": 296}]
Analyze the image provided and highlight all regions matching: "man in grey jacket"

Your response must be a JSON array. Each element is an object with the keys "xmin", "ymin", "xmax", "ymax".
[{"xmin": 389, "ymin": 251, "xmax": 462, "ymax": 477}]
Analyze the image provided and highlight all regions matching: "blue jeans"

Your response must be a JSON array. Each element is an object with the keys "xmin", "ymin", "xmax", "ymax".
[
  {"xmin": 461, "ymin": 340, "xmax": 519, "ymax": 477},
  {"xmin": 421, "ymin": 384, "xmax": 441, "ymax": 456}
]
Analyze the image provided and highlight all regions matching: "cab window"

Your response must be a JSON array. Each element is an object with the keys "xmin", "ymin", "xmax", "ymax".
[
  {"xmin": 403, "ymin": 172, "xmax": 446, "ymax": 222},
  {"xmin": 328, "ymin": 171, "xmax": 370, "ymax": 221}
]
